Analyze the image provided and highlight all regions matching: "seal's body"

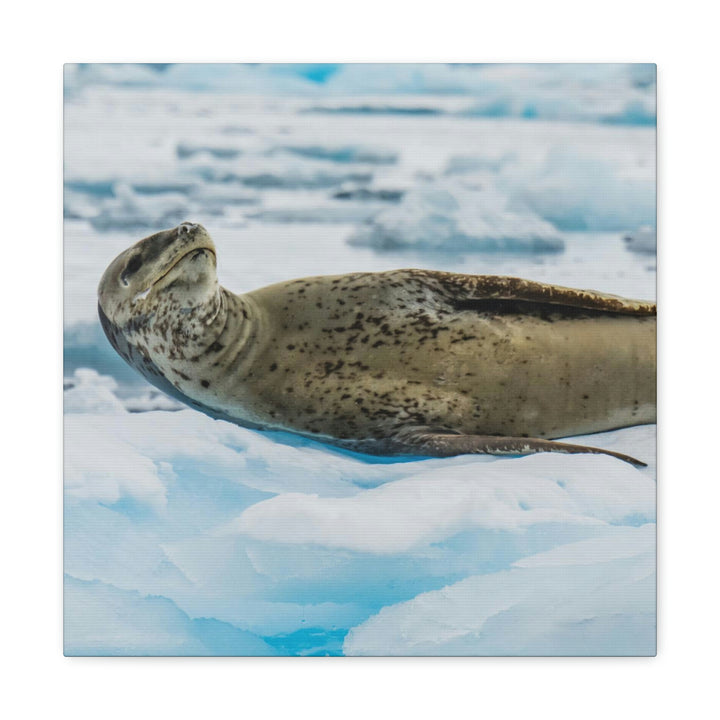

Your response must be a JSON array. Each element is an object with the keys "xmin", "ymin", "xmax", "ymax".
[{"xmin": 98, "ymin": 223, "xmax": 656, "ymax": 465}]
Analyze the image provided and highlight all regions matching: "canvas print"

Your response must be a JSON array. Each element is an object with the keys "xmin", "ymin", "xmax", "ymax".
[{"xmin": 64, "ymin": 63, "xmax": 657, "ymax": 656}]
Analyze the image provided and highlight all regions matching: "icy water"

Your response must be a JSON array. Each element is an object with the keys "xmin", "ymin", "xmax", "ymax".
[{"xmin": 63, "ymin": 64, "xmax": 656, "ymax": 656}]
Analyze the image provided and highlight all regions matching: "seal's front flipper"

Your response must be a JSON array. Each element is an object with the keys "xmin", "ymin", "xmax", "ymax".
[{"xmin": 390, "ymin": 426, "xmax": 647, "ymax": 467}]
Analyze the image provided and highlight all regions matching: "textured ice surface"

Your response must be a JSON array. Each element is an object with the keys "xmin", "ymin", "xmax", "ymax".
[
  {"xmin": 233, "ymin": 450, "xmax": 656, "ymax": 554},
  {"xmin": 64, "ymin": 404, "xmax": 656, "ymax": 654},
  {"xmin": 64, "ymin": 65, "xmax": 656, "ymax": 655},
  {"xmin": 64, "ymin": 576, "xmax": 278, "ymax": 656},
  {"xmin": 344, "ymin": 525, "xmax": 656, "ymax": 656}
]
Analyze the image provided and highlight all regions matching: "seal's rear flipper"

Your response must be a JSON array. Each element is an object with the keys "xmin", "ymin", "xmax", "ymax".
[{"xmin": 389, "ymin": 426, "xmax": 647, "ymax": 467}]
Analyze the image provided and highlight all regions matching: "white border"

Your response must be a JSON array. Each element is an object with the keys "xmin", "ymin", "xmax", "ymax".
[{"xmin": 6, "ymin": 1, "xmax": 719, "ymax": 718}]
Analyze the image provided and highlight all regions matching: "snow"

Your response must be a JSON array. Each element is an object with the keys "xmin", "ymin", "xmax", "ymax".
[{"xmin": 64, "ymin": 64, "xmax": 656, "ymax": 655}]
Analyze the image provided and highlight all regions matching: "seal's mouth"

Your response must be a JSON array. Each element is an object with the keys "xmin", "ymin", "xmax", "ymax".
[
  {"xmin": 148, "ymin": 246, "xmax": 216, "ymax": 289},
  {"xmin": 129, "ymin": 246, "xmax": 216, "ymax": 303}
]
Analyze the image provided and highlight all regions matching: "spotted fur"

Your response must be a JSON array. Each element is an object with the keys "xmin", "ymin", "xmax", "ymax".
[{"xmin": 98, "ymin": 224, "xmax": 657, "ymax": 466}]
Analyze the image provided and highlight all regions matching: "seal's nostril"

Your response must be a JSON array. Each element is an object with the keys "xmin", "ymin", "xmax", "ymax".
[{"xmin": 178, "ymin": 222, "xmax": 199, "ymax": 236}]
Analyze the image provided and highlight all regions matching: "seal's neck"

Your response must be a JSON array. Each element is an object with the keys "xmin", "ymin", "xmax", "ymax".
[
  {"xmin": 202, "ymin": 287, "xmax": 260, "ymax": 366},
  {"xmin": 148, "ymin": 282, "xmax": 228, "ymax": 361},
  {"xmin": 162, "ymin": 285, "xmax": 261, "ymax": 366}
]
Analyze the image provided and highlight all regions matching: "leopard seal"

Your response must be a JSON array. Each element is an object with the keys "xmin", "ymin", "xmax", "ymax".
[{"xmin": 98, "ymin": 222, "xmax": 656, "ymax": 466}]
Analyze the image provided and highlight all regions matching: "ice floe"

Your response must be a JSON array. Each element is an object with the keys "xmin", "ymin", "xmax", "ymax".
[
  {"xmin": 273, "ymin": 144, "xmax": 398, "ymax": 165},
  {"xmin": 624, "ymin": 226, "xmax": 657, "ymax": 254},
  {"xmin": 348, "ymin": 181, "xmax": 564, "ymax": 252}
]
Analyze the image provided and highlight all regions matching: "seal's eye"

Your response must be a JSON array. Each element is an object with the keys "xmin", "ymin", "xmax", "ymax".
[{"xmin": 121, "ymin": 254, "xmax": 143, "ymax": 286}]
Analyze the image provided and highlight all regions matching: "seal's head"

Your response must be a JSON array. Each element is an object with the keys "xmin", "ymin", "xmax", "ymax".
[
  {"xmin": 98, "ymin": 222, "xmax": 223, "ymax": 359},
  {"xmin": 98, "ymin": 222, "xmax": 217, "ymax": 325}
]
